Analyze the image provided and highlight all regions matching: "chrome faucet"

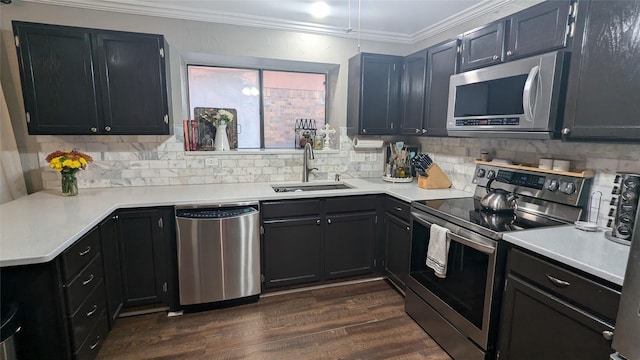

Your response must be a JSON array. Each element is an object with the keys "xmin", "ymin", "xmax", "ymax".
[{"xmin": 302, "ymin": 142, "xmax": 318, "ymax": 182}]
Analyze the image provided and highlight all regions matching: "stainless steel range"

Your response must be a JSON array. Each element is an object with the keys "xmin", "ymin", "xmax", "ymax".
[{"xmin": 405, "ymin": 163, "xmax": 593, "ymax": 360}]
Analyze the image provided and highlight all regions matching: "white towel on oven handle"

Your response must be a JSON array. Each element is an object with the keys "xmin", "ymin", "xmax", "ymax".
[{"xmin": 426, "ymin": 224, "xmax": 451, "ymax": 278}]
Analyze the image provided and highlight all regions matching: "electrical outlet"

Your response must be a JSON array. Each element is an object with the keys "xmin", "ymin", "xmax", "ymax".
[{"xmin": 205, "ymin": 158, "xmax": 218, "ymax": 167}]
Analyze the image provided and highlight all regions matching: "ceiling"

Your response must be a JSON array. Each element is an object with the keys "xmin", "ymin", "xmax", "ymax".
[{"xmin": 21, "ymin": 0, "xmax": 517, "ymax": 43}]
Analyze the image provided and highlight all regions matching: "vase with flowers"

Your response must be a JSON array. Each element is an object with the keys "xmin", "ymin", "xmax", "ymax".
[
  {"xmin": 213, "ymin": 109, "xmax": 234, "ymax": 151},
  {"xmin": 45, "ymin": 150, "xmax": 93, "ymax": 196}
]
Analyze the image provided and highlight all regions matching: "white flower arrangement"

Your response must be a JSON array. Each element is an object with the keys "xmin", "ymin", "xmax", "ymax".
[{"xmin": 214, "ymin": 109, "xmax": 234, "ymax": 126}]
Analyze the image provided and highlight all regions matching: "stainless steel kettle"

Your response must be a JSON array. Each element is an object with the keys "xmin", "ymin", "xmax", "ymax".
[{"xmin": 480, "ymin": 178, "xmax": 518, "ymax": 212}]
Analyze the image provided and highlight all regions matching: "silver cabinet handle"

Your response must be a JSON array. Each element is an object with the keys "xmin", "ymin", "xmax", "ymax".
[
  {"xmin": 506, "ymin": 50, "xmax": 513, "ymax": 56},
  {"xmin": 562, "ymin": 128, "xmax": 571, "ymax": 136},
  {"xmin": 492, "ymin": 55, "xmax": 499, "ymax": 60},
  {"xmin": 415, "ymin": 129, "xmax": 421, "ymax": 134},
  {"xmin": 316, "ymin": 219, "xmax": 321, "ymax": 225},
  {"xmin": 546, "ymin": 274, "xmax": 570, "ymax": 288},
  {"xmin": 602, "ymin": 330, "xmax": 614, "ymax": 340},
  {"xmin": 90, "ymin": 127, "xmax": 97, "ymax": 133},
  {"xmin": 79, "ymin": 246, "xmax": 91, "ymax": 256},
  {"xmin": 104, "ymin": 126, "xmax": 111, "ymax": 132},
  {"xmin": 86, "ymin": 304, "xmax": 98, "ymax": 317},
  {"xmin": 82, "ymin": 274, "xmax": 95, "ymax": 286},
  {"xmin": 422, "ymin": 129, "xmax": 427, "ymax": 134},
  {"xmin": 406, "ymin": 226, "xmax": 410, "ymax": 232},
  {"xmin": 90, "ymin": 337, "xmax": 101, "ymax": 350},
  {"xmin": 327, "ymin": 218, "xmax": 332, "ymax": 224},
  {"xmin": 394, "ymin": 207, "xmax": 403, "ymax": 212}
]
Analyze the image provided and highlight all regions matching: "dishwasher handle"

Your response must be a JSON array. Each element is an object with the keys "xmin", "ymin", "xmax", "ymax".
[{"xmin": 176, "ymin": 206, "xmax": 258, "ymax": 219}]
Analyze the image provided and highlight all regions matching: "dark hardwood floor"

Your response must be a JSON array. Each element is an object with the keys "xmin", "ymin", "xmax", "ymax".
[{"xmin": 97, "ymin": 279, "xmax": 451, "ymax": 359}]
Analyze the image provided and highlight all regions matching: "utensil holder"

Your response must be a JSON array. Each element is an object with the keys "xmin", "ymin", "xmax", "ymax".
[{"xmin": 417, "ymin": 163, "xmax": 452, "ymax": 189}]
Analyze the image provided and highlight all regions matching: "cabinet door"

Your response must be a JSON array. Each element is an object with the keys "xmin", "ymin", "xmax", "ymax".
[
  {"xmin": 347, "ymin": 53, "xmax": 399, "ymax": 136},
  {"xmin": 100, "ymin": 214, "xmax": 123, "ymax": 327},
  {"xmin": 497, "ymin": 275, "xmax": 615, "ymax": 359},
  {"xmin": 506, "ymin": 0, "xmax": 572, "ymax": 61},
  {"xmin": 117, "ymin": 208, "xmax": 168, "ymax": 307},
  {"xmin": 562, "ymin": 0, "xmax": 640, "ymax": 141},
  {"xmin": 400, "ymin": 50, "xmax": 427, "ymax": 135},
  {"xmin": 13, "ymin": 22, "xmax": 100, "ymax": 135},
  {"xmin": 96, "ymin": 32, "xmax": 169, "ymax": 135},
  {"xmin": 384, "ymin": 213, "xmax": 410, "ymax": 291},
  {"xmin": 460, "ymin": 21, "xmax": 505, "ymax": 72},
  {"xmin": 324, "ymin": 212, "xmax": 376, "ymax": 279},
  {"xmin": 424, "ymin": 39, "xmax": 459, "ymax": 137},
  {"xmin": 263, "ymin": 217, "xmax": 323, "ymax": 288}
]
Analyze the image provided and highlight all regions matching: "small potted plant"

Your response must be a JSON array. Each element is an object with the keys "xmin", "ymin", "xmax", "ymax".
[{"xmin": 299, "ymin": 131, "xmax": 313, "ymax": 148}]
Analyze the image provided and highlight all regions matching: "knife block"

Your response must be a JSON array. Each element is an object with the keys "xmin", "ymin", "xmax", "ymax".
[{"xmin": 417, "ymin": 163, "xmax": 452, "ymax": 189}]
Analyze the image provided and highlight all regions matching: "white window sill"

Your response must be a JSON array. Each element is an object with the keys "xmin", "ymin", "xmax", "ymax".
[{"xmin": 185, "ymin": 148, "xmax": 340, "ymax": 155}]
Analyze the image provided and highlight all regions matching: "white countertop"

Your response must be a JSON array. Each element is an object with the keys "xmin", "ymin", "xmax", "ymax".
[
  {"xmin": 0, "ymin": 178, "xmax": 470, "ymax": 267},
  {"xmin": 503, "ymin": 225, "xmax": 630, "ymax": 286}
]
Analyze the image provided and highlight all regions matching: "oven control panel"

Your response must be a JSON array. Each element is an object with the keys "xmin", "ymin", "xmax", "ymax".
[{"xmin": 473, "ymin": 164, "xmax": 592, "ymax": 208}]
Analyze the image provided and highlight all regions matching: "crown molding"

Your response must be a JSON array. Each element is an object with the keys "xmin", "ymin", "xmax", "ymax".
[{"xmin": 21, "ymin": 0, "xmax": 512, "ymax": 45}]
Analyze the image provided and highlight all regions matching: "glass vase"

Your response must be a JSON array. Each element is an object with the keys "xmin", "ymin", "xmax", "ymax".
[{"xmin": 61, "ymin": 172, "xmax": 78, "ymax": 196}]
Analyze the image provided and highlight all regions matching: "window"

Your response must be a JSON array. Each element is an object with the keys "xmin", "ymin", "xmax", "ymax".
[{"xmin": 188, "ymin": 65, "xmax": 326, "ymax": 149}]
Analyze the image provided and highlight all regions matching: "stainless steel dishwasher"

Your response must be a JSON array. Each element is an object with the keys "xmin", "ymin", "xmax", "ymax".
[{"xmin": 175, "ymin": 202, "xmax": 260, "ymax": 306}]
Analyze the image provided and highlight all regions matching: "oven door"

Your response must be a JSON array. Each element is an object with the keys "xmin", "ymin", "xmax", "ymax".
[{"xmin": 408, "ymin": 208, "xmax": 502, "ymax": 351}]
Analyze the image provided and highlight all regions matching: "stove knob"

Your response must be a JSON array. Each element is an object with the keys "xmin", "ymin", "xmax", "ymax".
[
  {"xmin": 561, "ymin": 182, "xmax": 577, "ymax": 195},
  {"xmin": 476, "ymin": 169, "xmax": 486, "ymax": 178},
  {"xmin": 487, "ymin": 170, "xmax": 496, "ymax": 179},
  {"xmin": 547, "ymin": 179, "xmax": 559, "ymax": 192}
]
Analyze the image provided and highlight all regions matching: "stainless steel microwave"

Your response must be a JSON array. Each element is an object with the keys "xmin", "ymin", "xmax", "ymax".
[{"xmin": 447, "ymin": 51, "xmax": 568, "ymax": 139}]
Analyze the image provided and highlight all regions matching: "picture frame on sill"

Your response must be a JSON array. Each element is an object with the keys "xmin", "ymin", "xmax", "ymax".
[{"xmin": 193, "ymin": 107, "xmax": 239, "ymax": 150}]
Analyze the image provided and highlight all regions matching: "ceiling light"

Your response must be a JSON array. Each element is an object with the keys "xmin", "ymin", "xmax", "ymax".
[{"xmin": 310, "ymin": 2, "xmax": 330, "ymax": 18}]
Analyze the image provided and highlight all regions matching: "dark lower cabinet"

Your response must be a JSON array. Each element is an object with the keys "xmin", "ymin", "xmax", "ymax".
[
  {"xmin": 99, "ymin": 214, "xmax": 123, "ymax": 327},
  {"xmin": 261, "ymin": 196, "xmax": 379, "ymax": 289},
  {"xmin": 116, "ymin": 208, "xmax": 171, "ymax": 307},
  {"xmin": 497, "ymin": 247, "xmax": 620, "ymax": 359},
  {"xmin": 383, "ymin": 213, "xmax": 410, "ymax": 291},
  {"xmin": 562, "ymin": 0, "xmax": 640, "ymax": 141},
  {"xmin": 324, "ymin": 211, "xmax": 376, "ymax": 279}
]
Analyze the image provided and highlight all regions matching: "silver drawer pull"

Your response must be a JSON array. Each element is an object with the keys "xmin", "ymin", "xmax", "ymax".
[
  {"xmin": 602, "ymin": 330, "xmax": 614, "ymax": 340},
  {"xmin": 86, "ymin": 304, "xmax": 98, "ymax": 317},
  {"xmin": 82, "ymin": 274, "xmax": 95, "ymax": 286},
  {"xmin": 394, "ymin": 207, "xmax": 403, "ymax": 211},
  {"xmin": 78, "ymin": 246, "xmax": 91, "ymax": 256},
  {"xmin": 546, "ymin": 274, "xmax": 570, "ymax": 288},
  {"xmin": 90, "ymin": 337, "xmax": 101, "ymax": 350}
]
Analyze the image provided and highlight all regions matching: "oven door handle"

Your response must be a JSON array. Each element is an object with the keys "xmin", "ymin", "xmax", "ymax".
[
  {"xmin": 448, "ymin": 232, "xmax": 495, "ymax": 255},
  {"xmin": 412, "ymin": 210, "xmax": 496, "ymax": 255}
]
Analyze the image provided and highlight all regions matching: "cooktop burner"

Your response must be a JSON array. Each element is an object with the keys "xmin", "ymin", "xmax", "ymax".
[{"xmin": 413, "ymin": 197, "xmax": 566, "ymax": 237}]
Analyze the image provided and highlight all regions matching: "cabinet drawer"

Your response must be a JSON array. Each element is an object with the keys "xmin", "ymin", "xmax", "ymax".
[
  {"xmin": 74, "ymin": 312, "xmax": 109, "ymax": 360},
  {"xmin": 384, "ymin": 197, "xmax": 410, "ymax": 221},
  {"xmin": 61, "ymin": 228, "xmax": 101, "ymax": 281},
  {"xmin": 509, "ymin": 248, "xmax": 620, "ymax": 322},
  {"xmin": 64, "ymin": 254, "xmax": 104, "ymax": 314},
  {"xmin": 262, "ymin": 199, "xmax": 322, "ymax": 219},
  {"xmin": 68, "ymin": 279, "xmax": 107, "ymax": 351},
  {"xmin": 325, "ymin": 195, "xmax": 377, "ymax": 213}
]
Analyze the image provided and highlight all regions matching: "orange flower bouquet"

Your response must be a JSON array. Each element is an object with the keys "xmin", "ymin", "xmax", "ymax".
[{"xmin": 45, "ymin": 150, "xmax": 93, "ymax": 196}]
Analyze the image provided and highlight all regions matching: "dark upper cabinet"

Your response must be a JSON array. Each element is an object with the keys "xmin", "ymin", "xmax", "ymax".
[
  {"xmin": 460, "ymin": 20, "xmax": 506, "ymax": 72},
  {"xmin": 13, "ymin": 21, "xmax": 169, "ymax": 135},
  {"xmin": 562, "ymin": 0, "xmax": 640, "ymax": 141},
  {"xmin": 117, "ymin": 208, "xmax": 171, "ymax": 307},
  {"xmin": 506, "ymin": 0, "xmax": 573, "ymax": 61},
  {"xmin": 424, "ymin": 39, "xmax": 460, "ymax": 137},
  {"xmin": 399, "ymin": 50, "xmax": 427, "ymax": 135},
  {"xmin": 347, "ymin": 53, "xmax": 403, "ymax": 135}
]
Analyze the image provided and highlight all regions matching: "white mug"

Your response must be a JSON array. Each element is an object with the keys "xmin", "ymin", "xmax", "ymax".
[
  {"xmin": 538, "ymin": 158, "xmax": 553, "ymax": 170},
  {"xmin": 552, "ymin": 159, "xmax": 570, "ymax": 172}
]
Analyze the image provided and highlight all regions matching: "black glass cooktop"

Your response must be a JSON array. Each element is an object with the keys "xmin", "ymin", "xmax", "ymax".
[{"xmin": 413, "ymin": 197, "xmax": 566, "ymax": 234}]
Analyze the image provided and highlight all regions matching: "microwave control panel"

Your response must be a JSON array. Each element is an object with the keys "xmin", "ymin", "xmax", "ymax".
[{"xmin": 455, "ymin": 118, "xmax": 520, "ymax": 126}]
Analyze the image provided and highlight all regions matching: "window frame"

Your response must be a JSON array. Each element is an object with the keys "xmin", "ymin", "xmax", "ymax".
[{"xmin": 186, "ymin": 63, "xmax": 328, "ymax": 150}]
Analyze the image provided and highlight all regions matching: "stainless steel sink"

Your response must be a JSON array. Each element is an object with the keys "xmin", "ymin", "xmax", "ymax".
[{"xmin": 271, "ymin": 182, "xmax": 354, "ymax": 193}]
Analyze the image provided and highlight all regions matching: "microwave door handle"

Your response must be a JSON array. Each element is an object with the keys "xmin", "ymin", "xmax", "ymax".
[
  {"xmin": 522, "ymin": 65, "xmax": 540, "ymax": 122},
  {"xmin": 448, "ymin": 232, "xmax": 496, "ymax": 255}
]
